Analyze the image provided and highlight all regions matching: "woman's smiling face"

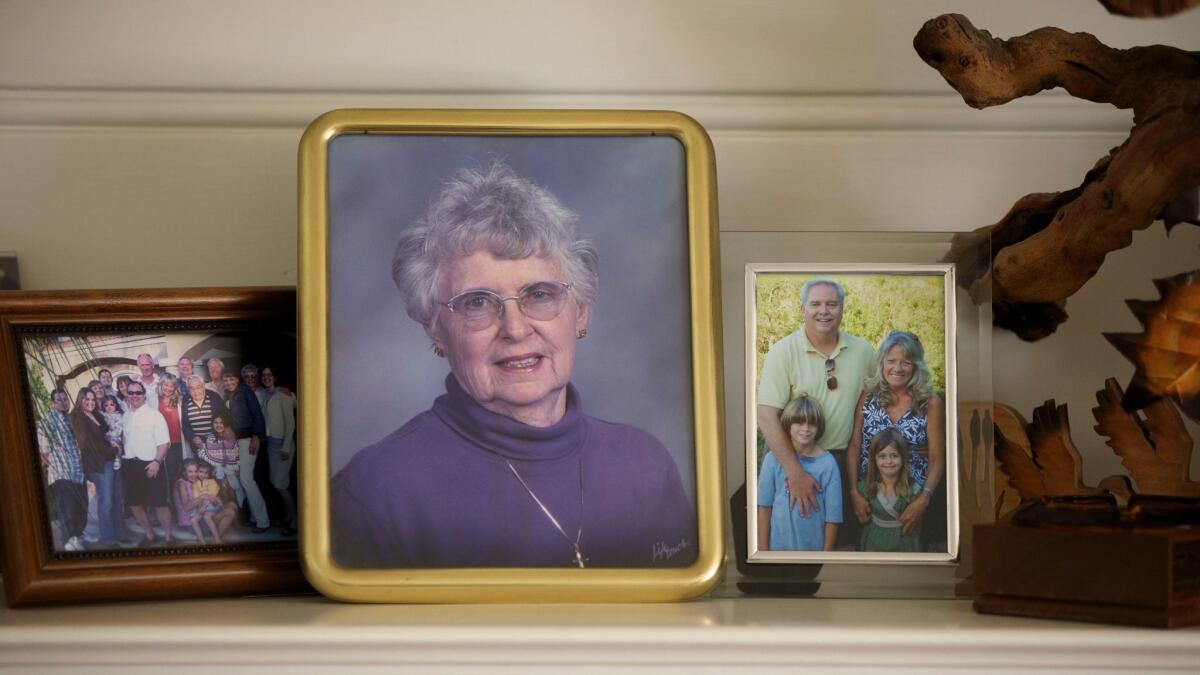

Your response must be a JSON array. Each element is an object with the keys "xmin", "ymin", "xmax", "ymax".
[
  {"xmin": 883, "ymin": 345, "xmax": 915, "ymax": 391},
  {"xmin": 427, "ymin": 250, "xmax": 589, "ymax": 428}
]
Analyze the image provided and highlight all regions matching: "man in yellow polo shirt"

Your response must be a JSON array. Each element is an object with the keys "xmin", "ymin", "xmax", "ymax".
[{"xmin": 756, "ymin": 279, "xmax": 874, "ymax": 548}]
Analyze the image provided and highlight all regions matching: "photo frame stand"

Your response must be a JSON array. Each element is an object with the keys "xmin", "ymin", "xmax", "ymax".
[{"xmin": 729, "ymin": 484, "xmax": 819, "ymax": 596}]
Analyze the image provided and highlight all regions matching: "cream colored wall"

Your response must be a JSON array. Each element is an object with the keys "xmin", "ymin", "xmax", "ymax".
[
  {"xmin": 3, "ymin": 1, "xmax": 1195, "ymax": 92},
  {"xmin": 2, "ymin": 0, "xmax": 1197, "ymax": 488}
]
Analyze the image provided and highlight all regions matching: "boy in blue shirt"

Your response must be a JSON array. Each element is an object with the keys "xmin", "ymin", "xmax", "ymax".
[{"xmin": 757, "ymin": 395, "xmax": 842, "ymax": 551}]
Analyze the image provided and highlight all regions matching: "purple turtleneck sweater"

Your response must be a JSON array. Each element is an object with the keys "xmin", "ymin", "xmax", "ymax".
[{"xmin": 331, "ymin": 376, "xmax": 696, "ymax": 568}]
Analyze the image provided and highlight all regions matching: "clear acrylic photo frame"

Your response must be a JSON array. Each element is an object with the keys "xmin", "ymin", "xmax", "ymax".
[{"xmin": 720, "ymin": 231, "xmax": 993, "ymax": 599}]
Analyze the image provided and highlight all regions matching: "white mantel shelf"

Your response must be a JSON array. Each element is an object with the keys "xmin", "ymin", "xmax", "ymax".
[{"xmin": 2, "ymin": 591, "xmax": 1197, "ymax": 673}]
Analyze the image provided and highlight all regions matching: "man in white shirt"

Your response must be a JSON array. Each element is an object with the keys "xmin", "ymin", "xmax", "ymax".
[{"xmin": 122, "ymin": 381, "xmax": 173, "ymax": 547}]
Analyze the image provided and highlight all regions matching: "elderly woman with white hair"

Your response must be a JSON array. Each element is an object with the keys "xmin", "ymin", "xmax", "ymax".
[{"xmin": 332, "ymin": 163, "xmax": 695, "ymax": 568}]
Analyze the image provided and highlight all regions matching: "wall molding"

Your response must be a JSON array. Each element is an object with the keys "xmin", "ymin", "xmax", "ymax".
[{"xmin": 0, "ymin": 88, "xmax": 1132, "ymax": 133}]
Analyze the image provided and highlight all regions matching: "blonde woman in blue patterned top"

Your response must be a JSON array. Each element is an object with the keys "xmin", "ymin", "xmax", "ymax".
[{"xmin": 845, "ymin": 331, "xmax": 944, "ymax": 542}]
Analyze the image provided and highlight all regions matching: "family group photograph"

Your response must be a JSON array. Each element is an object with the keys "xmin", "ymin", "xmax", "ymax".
[
  {"xmin": 23, "ymin": 330, "xmax": 298, "ymax": 553},
  {"xmin": 749, "ymin": 269, "xmax": 955, "ymax": 561}
]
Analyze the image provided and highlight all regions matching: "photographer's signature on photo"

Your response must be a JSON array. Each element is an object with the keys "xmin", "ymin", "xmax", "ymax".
[{"xmin": 652, "ymin": 538, "xmax": 689, "ymax": 562}]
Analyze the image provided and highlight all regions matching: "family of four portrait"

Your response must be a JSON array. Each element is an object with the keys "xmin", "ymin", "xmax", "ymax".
[{"xmin": 754, "ymin": 274, "xmax": 950, "ymax": 557}]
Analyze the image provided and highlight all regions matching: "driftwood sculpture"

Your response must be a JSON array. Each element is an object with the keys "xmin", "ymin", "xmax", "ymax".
[
  {"xmin": 1105, "ymin": 270, "xmax": 1200, "ymax": 421},
  {"xmin": 1098, "ymin": 0, "xmax": 1200, "ymax": 17},
  {"xmin": 914, "ymin": 12, "xmax": 1200, "ymax": 340}
]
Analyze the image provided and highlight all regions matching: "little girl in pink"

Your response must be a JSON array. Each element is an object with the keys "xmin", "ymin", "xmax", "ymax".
[
  {"xmin": 194, "ymin": 462, "xmax": 237, "ymax": 542},
  {"xmin": 174, "ymin": 459, "xmax": 219, "ymax": 544}
]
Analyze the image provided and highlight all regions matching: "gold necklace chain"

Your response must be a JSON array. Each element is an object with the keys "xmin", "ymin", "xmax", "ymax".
[{"xmin": 505, "ymin": 458, "xmax": 586, "ymax": 568}]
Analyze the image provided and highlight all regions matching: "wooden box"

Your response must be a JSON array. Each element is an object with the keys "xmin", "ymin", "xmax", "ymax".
[{"xmin": 973, "ymin": 522, "xmax": 1200, "ymax": 628}]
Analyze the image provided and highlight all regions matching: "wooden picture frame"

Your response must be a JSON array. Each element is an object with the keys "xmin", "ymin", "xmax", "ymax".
[
  {"xmin": 299, "ymin": 109, "xmax": 725, "ymax": 602},
  {"xmin": 0, "ymin": 287, "xmax": 306, "ymax": 606}
]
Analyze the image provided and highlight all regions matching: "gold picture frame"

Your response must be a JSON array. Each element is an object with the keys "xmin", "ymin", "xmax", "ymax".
[{"xmin": 298, "ymin": 109, "xmax": 724, "ymax": 602}]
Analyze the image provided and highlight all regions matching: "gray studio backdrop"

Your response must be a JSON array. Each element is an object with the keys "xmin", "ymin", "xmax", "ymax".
[{"xmin": 328, "ymin": 135, "xmax": 696, "ymax": 504}]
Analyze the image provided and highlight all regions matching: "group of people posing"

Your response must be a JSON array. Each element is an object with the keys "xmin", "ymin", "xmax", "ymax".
[
  {"xmin": 756, "ymin": 279, "xmax": 945, "ymax": 554},
  {"xmin": 38, "ymin": 353, "xmax": 297, "ymax": 551}
]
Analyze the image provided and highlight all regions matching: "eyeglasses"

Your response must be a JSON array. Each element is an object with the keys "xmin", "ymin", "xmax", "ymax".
[
  {"xmin": 824, "ymin": 358, "xmax": 838, "ymax": 391},
  {"xmin": 441, "ymin": 281, "xmax": 572, "ymax": 331},
  {"xmin": 127, "ymin": 390, "xmax": 146, "ymax": 396}
]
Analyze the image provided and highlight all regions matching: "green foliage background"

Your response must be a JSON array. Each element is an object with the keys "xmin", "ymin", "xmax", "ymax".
[
  {"xmin": 752, "ymin": 272, "xmax": 948, "ymax": 475},
  {"xmin": 22, "ymin": 336, "xmax": 107, "ymax": 420},
  {"xmin": 755, "ymin": 273, "xmax": 947, "ymax": 392}
]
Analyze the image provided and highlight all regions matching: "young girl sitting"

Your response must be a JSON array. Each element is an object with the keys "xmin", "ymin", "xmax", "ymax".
[
  {"xmin": 757, "ymin": 395, "xmax": 842, "ymax": 552},
  {"xmin": 193, "ymin": 463, "xmax": 237, "ymax": 543},
  {"xmin": 857, "ymin": 427, "xmax": 922, "ymax": 552},
  {"xmin": 174, "ymin": 459, "xmax": 219, "ymax": 544}
]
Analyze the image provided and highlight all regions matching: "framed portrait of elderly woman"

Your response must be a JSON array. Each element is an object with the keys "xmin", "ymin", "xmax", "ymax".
[
  {"xmin": 0, "ymin": 287, "xmax": 304, "ymax": 607},
  {"xmin": 744, "ymin": 263, "xmax": 960, "ymax": 567},
  {"xmin": 298, "ymin": 109, "xmax": 724, "ymax": 602}
]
